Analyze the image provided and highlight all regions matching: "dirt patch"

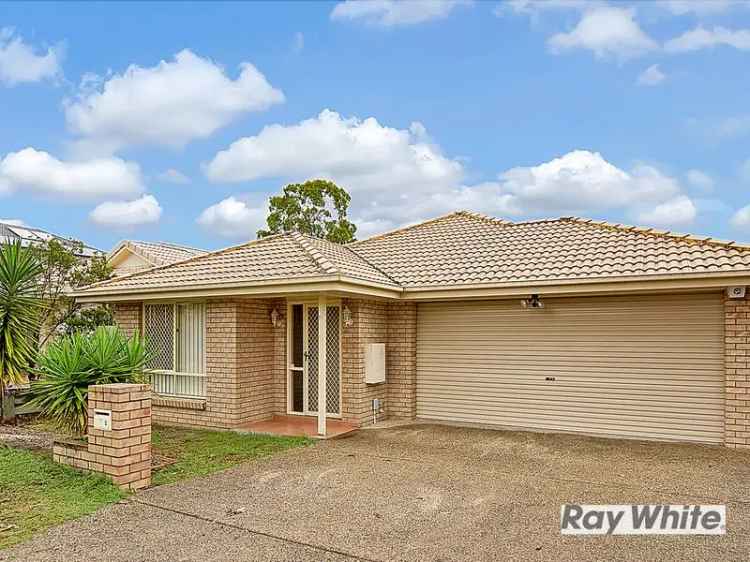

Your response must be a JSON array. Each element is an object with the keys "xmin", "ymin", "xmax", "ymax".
[
  {"xmin": 151, "ymin": 452, "xmax": 176, "ymax": 471},
  {"xmin": 0, "ymin": 424, "xmax": 56, "ymax": 453}
]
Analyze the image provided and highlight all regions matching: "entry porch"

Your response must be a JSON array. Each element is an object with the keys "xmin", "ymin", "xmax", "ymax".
[{"xmin": 111, "ymin": 295, "xmax": 417, "ymax": 437}]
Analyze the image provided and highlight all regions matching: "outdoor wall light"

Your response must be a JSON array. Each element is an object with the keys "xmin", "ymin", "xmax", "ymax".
[
  {"xmin": 342, "ymin": 306, "xmax": 354, "ymax": 327},
  {"xmin": 521, "ymin": 294, "xmax": 544, "ymax": 309},
  {"xmin": 270, "ymin": 308, "xmax": 281, "ymax": 327}
]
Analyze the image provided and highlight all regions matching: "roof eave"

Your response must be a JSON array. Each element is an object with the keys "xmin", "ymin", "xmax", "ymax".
[
  {"xmin": 71, "ymin": 275, "xmax": 403, "ymax": 303},
  {"xmin": 401, "ymin": 270, "xmax": 750, "ymax": 300}
]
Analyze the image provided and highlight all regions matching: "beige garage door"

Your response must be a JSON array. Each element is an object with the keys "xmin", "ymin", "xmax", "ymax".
[{"xmin": 417, "ymin": 293, "xmax": 725, "ymax": 443}]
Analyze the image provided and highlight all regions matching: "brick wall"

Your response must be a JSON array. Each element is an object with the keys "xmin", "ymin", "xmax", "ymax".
[
  {"xmin": 341, "ymin": 299, "xmax": 389, "ymax": 426},
  {"xmin": 87, "ymin": 383, "xmax": 151, "ymax": 490},
  {"xmin": 725, "ymin": 295, "xmax": 750, "ymax": 449},
  {"xmin": 112, "ymin": 299, "xmax": 284, "ymax": 430},
  {"xmin": 52, "ymin": 440, "xmax": 91, "ymax": 472},
  {"xmin": 339, "ymin": 299, "xmax": 418, "ymax": 427},
  {"xmin": 236, "ymin": 299, "xmax": 278, "ymax": 423},
  {"xmin": 112, "ymin": 303, "xmax": 141, "ymax": 338},
  {"xmin": 53, "ymin": 383, "xmax": 152, "ymax": 491},
  {"xmin": 271, "ymin": 298, "xmax": 287, "ymax": 416},
  {"xmin": 387, "ymin": 302, "xmax": 418, "ymax": 419}
]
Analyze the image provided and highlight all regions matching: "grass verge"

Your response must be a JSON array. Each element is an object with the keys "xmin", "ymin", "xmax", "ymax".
[
  {"xmin": 0, "ymin": 446, "xmax": 126, "ymax": 550},
  {"xmin": 0, "ymin": 421, "xmax": 311, "ymax": 549},
  {"xmin": 151, "ymin": 425, "xmax": 311, "ymax": 486}
]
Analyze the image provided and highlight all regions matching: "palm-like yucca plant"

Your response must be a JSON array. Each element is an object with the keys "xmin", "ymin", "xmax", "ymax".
[
  {"xmin": 29, "ymin": 327, "xmax": 152, "ymax": 434},
  {"xmin": 0, "ymin": 242, "xmax": 44, "ymax": 397}
]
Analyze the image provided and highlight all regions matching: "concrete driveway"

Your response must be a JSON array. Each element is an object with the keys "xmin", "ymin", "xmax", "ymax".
[{"xmin": 2, "ymin": 424, "xmax": 749, "ymax": 561}]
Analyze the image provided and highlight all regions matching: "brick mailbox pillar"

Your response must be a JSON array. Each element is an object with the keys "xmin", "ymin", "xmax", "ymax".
[{"xmin": 87, "ymin": 383, "xmax": 151, "ymax": 490}]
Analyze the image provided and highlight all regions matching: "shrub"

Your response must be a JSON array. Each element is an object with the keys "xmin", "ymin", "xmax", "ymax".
[
  {"xmin": 28, "ymin": 327, "xmax": 151, "ymax": 434},
  {"xmin": 0, "ymin": 242, "xmax": 43, "ymax": 394}
]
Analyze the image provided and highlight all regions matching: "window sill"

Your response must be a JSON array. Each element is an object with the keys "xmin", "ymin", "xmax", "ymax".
[{"xmin": 153, "ymin": 395, "xmax": 207, "ymax": 411}]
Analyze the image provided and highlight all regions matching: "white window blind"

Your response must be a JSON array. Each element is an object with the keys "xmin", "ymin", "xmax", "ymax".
[
  {"xmin": 144, "ymin": 302, "xmax": 206, "ymax": 398},
  {"xmin": 177, "ymin": 303, "xmax": 205, "ymax": 374}
]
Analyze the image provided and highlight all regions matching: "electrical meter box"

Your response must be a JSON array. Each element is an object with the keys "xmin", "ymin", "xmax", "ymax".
[{"xmin": 364, "ymin": 343, "xmax": 386, "ymax": 384}]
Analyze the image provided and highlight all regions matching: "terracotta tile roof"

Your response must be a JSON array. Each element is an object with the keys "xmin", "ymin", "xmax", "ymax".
[
  {"xmin": 76, "ymin": 210, "xmax": 750, "ymax": 297},
  {"xmin": 292, "ymin": 233, "xmax": 397, "ymax": 286},
  {"xmin": 83, "ymin": 233, "xmax": 399, "ymax": 294},
  {"xmin": 112, "ymin": 240, "xmax": 207, "ymax": 267},
  {"xmin": 351, "ymin": 211, "xmax": 750, "ymax": 287}
]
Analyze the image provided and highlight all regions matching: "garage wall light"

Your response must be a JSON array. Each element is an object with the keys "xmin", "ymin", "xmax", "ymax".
[{"xmin": 521, "ymin": 294, "xmax": 544, "ymax": 309}]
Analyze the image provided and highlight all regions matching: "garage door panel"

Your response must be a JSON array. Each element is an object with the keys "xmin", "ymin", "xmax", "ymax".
[
  {"xmin": 420, "ymin": 393, "xmax": 723, "ymax": 418},
  {"xmin": 419, "ymin": 386, "xmax": 724, "ymax": 406},
  {"xmin": 417, "ymin": 402, "xmax": 725, "ymax": 431},
  {"xmin": 419, "ymin": 352, "xmax": 723, "ymax": 367},
  {"xmin": 416, "ymin": 293, "xmax": 724, "ymax": 444},
  {"xmin": 417, "ymin": 412, "xmax": 722, "ymax": 444},
  {"xmin": 418, "ymin": 364, "xmax": 723, "ymax": 380}
]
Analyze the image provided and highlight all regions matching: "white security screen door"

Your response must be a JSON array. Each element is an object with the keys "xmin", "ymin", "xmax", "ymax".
[{"xmin": 288, "ymin": 303, "xmax": 341, "ymax": 416}]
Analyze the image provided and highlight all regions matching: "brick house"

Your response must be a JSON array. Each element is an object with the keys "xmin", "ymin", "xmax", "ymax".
[{"xmin": 73, "ymin": 211, "xmax": 750, "ymax": 448}]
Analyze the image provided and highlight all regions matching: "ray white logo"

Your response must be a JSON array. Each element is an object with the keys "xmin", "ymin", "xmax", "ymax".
[{"xmin": 560, "ymin": 504, "xmax": 726, "ymax": 535}]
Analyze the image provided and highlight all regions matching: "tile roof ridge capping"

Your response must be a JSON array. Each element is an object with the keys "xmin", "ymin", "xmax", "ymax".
[
  {"xmin": 293, "ymin": 231, "xmax": 402, "ymax": 286},
  {"xmin": 132, "ymin": 240, "xmax": 207, "ymax": 253},
  {"xmin": 349, "ymin": 210, "xmax": 514, "ymax": 246},
  {"xmin": 77, "ymin": 234, "xmax": 288, "ymax": 292},
  {"xmin": 561, "ymin": 217, "xmax": 750, "ymax": 251},
  {"xmin": 288, "ymin": 231, "xmax": 340, "ymax": 275}
]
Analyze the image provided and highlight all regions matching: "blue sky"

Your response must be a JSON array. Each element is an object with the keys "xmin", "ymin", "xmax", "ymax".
[{"xmin": 1, "ymin": 0, "xmax": 750, "ymax": 251}]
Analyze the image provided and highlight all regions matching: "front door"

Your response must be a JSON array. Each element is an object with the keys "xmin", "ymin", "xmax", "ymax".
[{"xmin": 288, "ymin": 303, "xmax": 341, "ymax": 416}]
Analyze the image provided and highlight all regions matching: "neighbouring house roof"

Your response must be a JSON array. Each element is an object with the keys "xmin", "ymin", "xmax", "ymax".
[
  {"xmin": 73, "ymin": 211, "xmax": 750, "ymax": 300},
  {"xmin": 109, "ymin": 240, "xmax": 207, "ymax": 269},
  {"xmin": 0, "ymin": 221, "xmax": 101, "ymax": 258}
]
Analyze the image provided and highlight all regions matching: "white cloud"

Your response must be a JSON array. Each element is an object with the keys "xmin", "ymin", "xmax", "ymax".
[
  {"xmin": 659, "ymin": 0, "xmax": 744, "ymax": 15},
  {"xmin": 65, "ymin": 49, "xmax": 284, "ymax": 155},
  {"xmin": 207, "ymin": 111, "xmax": 697, "ymax": 233},
  {"xmin": 0, "ymin": 147, "xmax": 143, "ymax": 200},
  {"xmin": 731, "ymin": 204, "xmax": 750, "ymax": 229},
  {"xmin": 157, "ymin": 168, "xmax": 190, "ymax": 184},
  {"xmin": 637, "ymin": 64, "xmax": 665, "ymax": 86},
  {"xmin": 686, "ymin": 169, "xmax": 714, "ymax": 192},
  {"xmin": 197, "ymin": 196, "xmax": 267, "ymax": 239},
  {"xmin": 0, "ymin": 218, "xmax": 26, "ymax": 226},
  {"xmin": 547, "ymin": 7, "xmax": 658, "ymax": 60},
  {"xmin": 636, "ymin": 195, "xmax": 696, "ymax": 226},
  {"xmin": 665, "ymin": 26, "xmax": 750, "ymax": 53},
  {"xmin": 0, "ymin": 27, "xmax": 63, "ymax": 86},
  {"xmin": 487, "ymin": 150, "xmax": 688, "ymax": 219},
  {"xmin": 331, "ymin": 0, "xmax": 470, "ymax": 26},
  {"xmin": 498, "ymin": 0, "xmax": 596, "ymax": 17},
  {"xmin": 89, "ymin": 195, "xmax": 162, "ymax": 229},
  {"xmin": 206, "ymin": 109, "xmax": 463, "ymax": 194}
]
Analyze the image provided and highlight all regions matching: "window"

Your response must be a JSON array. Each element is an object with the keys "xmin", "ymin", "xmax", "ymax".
[{"xmin": 144, "ymin": 303, "xmax": 206, "ymax": 398}]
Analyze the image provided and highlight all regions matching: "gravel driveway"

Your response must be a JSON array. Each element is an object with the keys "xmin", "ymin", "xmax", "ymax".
[{"xmin": 2, "ymin": 423, "xmax": 748, "ymax": 561}]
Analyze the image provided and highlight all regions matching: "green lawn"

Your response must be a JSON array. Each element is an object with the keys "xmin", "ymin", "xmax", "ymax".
[
  {"xmin": 151, "ymin": 425, "xmax": 311, "ymax": 485},
  {"xmin": 0, "ymin": 422, "xmax": 311, "ymax": 550},
  {"xmin": 0, "ymin": 446, "xmax": 126, "ymax": 550}
]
